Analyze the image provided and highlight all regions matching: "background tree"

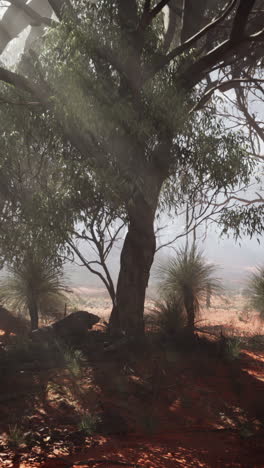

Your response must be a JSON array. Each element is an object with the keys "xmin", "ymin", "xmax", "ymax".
[
  {"xmin": 0, "ymin": 0, "xmax": 263, "ymax": 336},
  {"xmin": 66, "ymin": 204, "xmax": 126, "ymax": 309},
  {"xmin": 0, "ymin": 101, "xmax": 126, "ymax": 309}
]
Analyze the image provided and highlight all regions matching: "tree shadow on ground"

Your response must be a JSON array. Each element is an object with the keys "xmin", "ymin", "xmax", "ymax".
[{"xmin": 0, "ymin": 330, "xmax": 264, "ymax": 467}]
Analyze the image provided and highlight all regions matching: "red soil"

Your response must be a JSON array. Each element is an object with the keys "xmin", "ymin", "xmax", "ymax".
[
  {"xmin": 0, "ymin": 348, "xmax": 263, "ymax": 468},
  {"xmin": 1, "ymin": 291, "xmax": 264, "ymax": 467},
  {"xmin": 40, "ymin": 431, "xmax": 264, "ymax": 468}
]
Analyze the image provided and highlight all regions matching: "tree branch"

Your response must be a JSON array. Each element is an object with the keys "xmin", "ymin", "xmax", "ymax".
[
  {"xmin": 47, "ymin": 0, "xmax": 72, "ymax": 20},
  {"xmin": 214, "ymin": 194, "xmax": 264, "ymax": 207},
  {"xmin": 7, "ymin": 0, "xmax": 54, "ymax": 27},
  {"xmin": 139, "ymin": 0, "xmax": 170, "ymax": 32},
  {"xmin": 67, "ymin": 237, "xmax": 114, "ymax": 301},
  {"xmin": 171, "ymin": 0, "xmax": 237, "ymax": 64},
  {"xmin": 178, "ymin": 24, "xmax": 264, "ymax": 91},
  {"xmin": 143, "ymin": 0, "xmax": 151, "ymax": 14},
  {"xmin": 0, "ymin": 63, "xmax": 111, "ymax": 170},
  {"xmin": 0, "ymin": 96, "xmax": 41, "ymax": 106},
  {"xmin": 230, "ymin": 0, "xmax": 256, "ymax": 42},
  {"xmin": 0, "ymin": 66, "xmax": 50, "ymax": 104},
  {"xmin": 191, "ymin": 78, "xmax": 264, "ymax": 112},
  {"xmin": 235, "ymin": 84, "xmax": 264, "ymax": 142},
  {"xmin": 143, "ymin": 0, "xmax": 238, "ymax": 81},
  {"xmin": 149, "ymin": 0, "xmax": 170, "ymax": 20}
]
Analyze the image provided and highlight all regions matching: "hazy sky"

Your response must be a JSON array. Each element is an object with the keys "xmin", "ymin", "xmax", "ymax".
[{"xmin": 64, "ymin": 217, "xmax": 264, "ymax": 291}]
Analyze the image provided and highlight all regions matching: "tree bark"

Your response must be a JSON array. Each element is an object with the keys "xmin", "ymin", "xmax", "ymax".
[
  {"xmin": 184, "ymin": 292, "xmax": 196, "ymax": 334},
  {"xmin": 109, "ymin": 181, "xmax": 162, "ymax": 337},
  {"xmin": 28, "ymin": 299, "xmax": 39, "ymax": 331}
]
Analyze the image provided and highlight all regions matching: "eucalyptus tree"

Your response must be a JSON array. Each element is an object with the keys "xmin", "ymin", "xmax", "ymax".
[
  {"xmin": 0, "ymin": 0, "xmax": 263, "ymax": 336},
  {"xmin": 0, "ymin": 102, "xmax": 125, "ymax": 309}
]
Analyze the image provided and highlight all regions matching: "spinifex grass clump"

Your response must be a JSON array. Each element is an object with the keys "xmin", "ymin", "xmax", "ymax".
[
  {"xmin": 8, "ymin": 424, "xmax": 26, "ymax": 447},
  {"xmin": 224, "ymin": 336, "xmax": 242, "ymax": 360},
  {"xmin": 149, "ymin": 295, "xmax": 186, "ymax": 338},
  {"xmin": 157, "ymin": 245, "xmax": 222, "ymax": 336},
  {"xmin": 62, "ymin": 346, "xmax": 84, "ymax": 377},
  {"xmin": 78, "ymin": 413, "xmax": 101, "ymax": 436},
  {"xmin": 0, "ymin": 251, "xmax": 69, "ymax": 330},
  {"xmin": 247, "ymin": 266, "xmax": 264, "ymax": 319}
]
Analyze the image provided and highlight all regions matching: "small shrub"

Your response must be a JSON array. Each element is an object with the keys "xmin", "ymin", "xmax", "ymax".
[
  {"xmin": 224, "ymin": 336, "xmax": 242, "ymax": 360},
  {"xmin": 238, "ymin": 306, "xmax": 250, "ymax": 323},
  {"xmin": 8, "ymin": 424, "xmax": 26, "ymax": 447},
  {"xmin": 0, "ymin": 252, "xmax": 69, "ymax": 330},
  {"xmin": 247, "ymin": 335, "xmax": 264, "ymax": 351},
  {"xmin": 148, "ymin": 295, "xmax": 186, "ymax": 338},
  {"xmin": 78, "ymin": 414, "xmax": 100, "ymax": 435},
  {"xmin": 156, "ymin": 246, "xmax": 222, "ymax": 333},
  {"xmin": 62, "ymin": 346, "xmax": 83, "ymax": 377},
  {"xmin": 246, "ymin": 266, "xmax": 264, "ymax": 319}
]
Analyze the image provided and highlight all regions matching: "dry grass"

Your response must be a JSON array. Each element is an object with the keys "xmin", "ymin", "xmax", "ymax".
[
  {"xmin": 65, "ymin": 287, "xmax": 264, "ymax": 338},
  {"xmin": 2, "ymin": 286, "xmax": 262, "ymax": 337},
  {"xmin": 199, "ymin": 294, "xmax": 264, "ymax": 336}
]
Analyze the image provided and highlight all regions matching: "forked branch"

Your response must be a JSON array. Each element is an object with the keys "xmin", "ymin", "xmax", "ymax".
[{"xmin": 191, "ymin": 78, "xmax": 264, "ymax": 112}]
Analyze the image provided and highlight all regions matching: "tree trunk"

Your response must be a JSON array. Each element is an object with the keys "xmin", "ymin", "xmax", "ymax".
[
  {"xmin": 28, "ymin": 299, "xmax": 39, "ymax": 331},
  {"xmin": 184, "ymin": 293, "xmax": 196, "ymax": 334},
  {"xmin": 108, "ymin": 126, "xmax": 171, "ymax": 337},
  {"xmin": 109, "ymin": 189, "xmax": 160, "ymax": 337},
  {"xmin": 206, "ymin": 284, "xmax": 211, "ymax": 308}
]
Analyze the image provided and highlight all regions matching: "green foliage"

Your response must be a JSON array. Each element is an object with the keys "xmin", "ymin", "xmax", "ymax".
[
  {"xmin": 246, "ymin": 335, "xmax": 264, "ymax": 352},
  {"xmin": 0, "ymin": 101, "xmax": 73, "ymax": 266},
  {"xmin": 157, "ymin": 246, "xmax": 222, "ymax": 328},
  {"xmin": 8, "ymin": 424, "xmax": 26, "ymax": 447},
  {"xmin": 221, "ymin": 205, "xmax": 264, "ymax": 240},
  {"xmin": 224, "ymin": 336, "xmax": 242, "ymax": 360},
  {"xmin": 246, "ymin": 266, "xmax": 264, "ymax": 318},
  {"xmin": 62, "ymin": 346, "xmax": 83, "ymax": 377},
  {"xmin": 78, "ymin": 413, "xmax": 100, "ymax": 435},
  {"xmin": 0, "ymin": 3, "xmax": 253, "ymax": 246},
  {"xmin": 0, "ymin": 99, "xmax": 125, "ymax": 303},
  {"xmin": 37, "ymin": 1, "xmax": 253, "ymax": 216},
  {"xmin": 0, "ymin": 251, "xmax": 69, "ymax": 323},
  {"xmin": 149, "ymin": 295, "xmax": 186, "ymax": 337}
]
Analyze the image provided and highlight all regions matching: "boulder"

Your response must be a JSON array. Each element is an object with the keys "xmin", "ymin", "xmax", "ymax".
[{"xmin": 31, "ymin": 311, "xmax": 100, "ymax": 343}]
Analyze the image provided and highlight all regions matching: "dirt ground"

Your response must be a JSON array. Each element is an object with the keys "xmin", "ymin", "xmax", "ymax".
[{"xmin": 0, "ymin": 289, "xmax": 263, "ymax": 468}]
